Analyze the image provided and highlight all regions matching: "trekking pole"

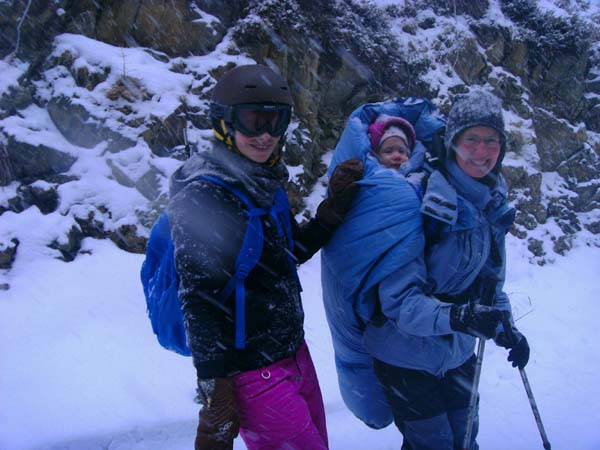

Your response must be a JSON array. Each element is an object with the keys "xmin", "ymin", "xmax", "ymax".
[
  {"xmin": 462, "ymin": 330, "xmax": 486, "ymax": 450},
  {"xmin": 462, "ymin": 283, "xmax": 497, "ymax": 450},
  {"xmin": 501, "ymin": 314, "xmax": 552, "ymax": 450}
]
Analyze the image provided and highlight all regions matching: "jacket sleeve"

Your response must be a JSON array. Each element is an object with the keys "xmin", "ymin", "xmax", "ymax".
[
  {"xmin": 291, "ymin": 215, "xmax": 336, "ymax": 265},
  {"xmin": 491, "ymin": 229, "xmax": 513, "ymax": 334},
  {"xmin": 168, "ymin": 180, "xmax": 244, "ymax": 378},
  {"xmin": 377, "ymin": 253, "xmax": 455, "ymax": 336}
]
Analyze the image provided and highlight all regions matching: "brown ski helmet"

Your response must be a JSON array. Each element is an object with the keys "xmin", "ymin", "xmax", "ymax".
[{"xmin": 211, "ymin": 64, "xmax": 293, "ymax": 106}]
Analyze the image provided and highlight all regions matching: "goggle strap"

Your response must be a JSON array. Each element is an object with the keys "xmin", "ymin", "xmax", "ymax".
[
  {"xmin": 220, "ymin": 120, "xmax": 235, "ymax": 147},
  {"xmin": 213, "ymin": 120, "xmax": 235, "ymax": 149},
  {"xmin": 210, "ymin": 103, "xmax": 234, "ymax": 122},
  {"xmin": 213, "ymin": 128, "xmax": 225, "ymax": 141}
]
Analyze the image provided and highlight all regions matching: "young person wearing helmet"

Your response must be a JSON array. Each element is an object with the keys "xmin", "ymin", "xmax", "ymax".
[{"xmin": 167, "ymin": 64, "xmax": 362, "ymax": 450}]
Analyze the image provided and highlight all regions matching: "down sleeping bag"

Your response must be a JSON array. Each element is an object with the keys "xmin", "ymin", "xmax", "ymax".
[{"xmin": 321, "ymin": 97, "xmax": 445, "ymax": 428}]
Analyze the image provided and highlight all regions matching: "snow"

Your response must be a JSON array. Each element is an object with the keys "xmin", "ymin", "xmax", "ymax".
[
  {"xmin": 1, "ymin": 226, "xmax": 599, "ymax": 449},
  {"xmin": 190, "ymin": 4, "xmax": 220, "ymax": 26},
  {"xmin": 45, "ymin": 34, "xmax": 195, "ymax": 122},
  {"xmin": 1, "ymin": 0, "xmax": 600, "ymax": 448},
  {"xmin": 1, "ymin": 104, "xmax": 88, "ymax": 156},
  {"xmin": 0, "ymin": 58, "xmax": 29, "ymax": 96}
]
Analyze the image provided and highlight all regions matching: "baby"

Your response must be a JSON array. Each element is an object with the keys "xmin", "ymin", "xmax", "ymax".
[{"xmin": 368, "ymin": 115, "xmax": 416, "ymax": 170}]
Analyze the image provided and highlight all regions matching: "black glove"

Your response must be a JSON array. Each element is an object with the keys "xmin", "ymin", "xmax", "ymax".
[
  {"xmin": 316, "ymin": 158, "xmax": 364, "ymax": 227},
  {"xmin": 195, "ymin": 378, "xmax": 239, "ymax": 450},
  {"xmin": 496, "ymin": 322, "xmax": 530, "ymax": 369},
  {"xmin": 449, "ymin": 303, "xmax": 503, "ymax": 339}
]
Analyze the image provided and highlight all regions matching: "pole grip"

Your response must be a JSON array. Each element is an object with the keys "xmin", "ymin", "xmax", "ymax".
[{"xmin": 501, "ymin": 311, "xmax": 517, "ymax": 346}]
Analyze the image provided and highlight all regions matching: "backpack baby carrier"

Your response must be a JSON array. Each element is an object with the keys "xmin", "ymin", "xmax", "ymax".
[
  {"xmin": 140, "ymin": 175, "xmax": 297, "ymax": 356},
  {"xmin": 321, "ymin": 97, "xmax": 447, "ymax": 429}
]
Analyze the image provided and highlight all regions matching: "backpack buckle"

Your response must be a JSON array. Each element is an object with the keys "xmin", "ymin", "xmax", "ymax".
[{"xmin": 237, "ymin": 263, "xmax": 251, "ymax": 279}]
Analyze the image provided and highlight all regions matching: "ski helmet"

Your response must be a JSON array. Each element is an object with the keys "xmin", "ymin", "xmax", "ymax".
[{"xmin": 211, "ymin": 64, "xmax": 293, "ymax": 106}]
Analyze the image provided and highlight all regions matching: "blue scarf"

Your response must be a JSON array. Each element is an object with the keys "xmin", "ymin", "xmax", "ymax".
[{"xmin": 445, "ymin": 160, "xmax": 515, "ymax": 230}]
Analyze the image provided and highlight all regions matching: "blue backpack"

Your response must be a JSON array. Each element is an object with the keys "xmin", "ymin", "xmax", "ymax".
[{"xmin": 140, "ymin": 175, "xmax": 298, "ymax": 356}]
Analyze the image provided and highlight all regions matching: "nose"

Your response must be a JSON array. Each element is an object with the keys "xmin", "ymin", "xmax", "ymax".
[
  {"xmin": 470, "ymin": 141, "xmax": 491, "ymax": 154},
  {"xmin": 255, "ymin": 132, "xmax": 274, "ymax": 141}
]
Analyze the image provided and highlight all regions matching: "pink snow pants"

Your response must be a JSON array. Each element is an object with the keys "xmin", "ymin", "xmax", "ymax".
[{"xmin": 232, "ymin": 341, "xmax": 329, "ymax": 450}]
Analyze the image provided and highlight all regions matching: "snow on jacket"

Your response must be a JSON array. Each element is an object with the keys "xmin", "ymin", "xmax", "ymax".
[
  {"xmin": 168, "ymin": 141, "xmax": 333, "ymax": 379},
  {"xmin": 363, "ymin": 159, "xmax": 516, "ymax": 377},
  {"xmin": 320, "ymin": 98, "xmax": 446, "ymax": 429}
]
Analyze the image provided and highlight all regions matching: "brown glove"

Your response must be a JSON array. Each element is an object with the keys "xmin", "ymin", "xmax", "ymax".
[
  {"xmin": 316, "ymin": 158, "xmax": 364, "ymax": 227},
  {"xmin": 195, "ymin": 378, "xmax": 239, "ymax": 450}
]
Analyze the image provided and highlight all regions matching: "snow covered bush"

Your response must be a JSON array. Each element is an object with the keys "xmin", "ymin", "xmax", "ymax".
[{"xmin": 502, "ymin": 0, "xmax": 592, "ymax": 59}]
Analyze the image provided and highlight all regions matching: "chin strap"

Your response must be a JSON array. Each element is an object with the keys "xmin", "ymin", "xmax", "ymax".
[{"xmin": 266, "ymin": 150, "xmax": 282, "ymax": 167}]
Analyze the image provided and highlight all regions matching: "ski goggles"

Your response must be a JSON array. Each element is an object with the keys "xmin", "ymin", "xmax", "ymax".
[{"xmin": 211, "ymin": 102, "xmax": 292, "ymax": 137}]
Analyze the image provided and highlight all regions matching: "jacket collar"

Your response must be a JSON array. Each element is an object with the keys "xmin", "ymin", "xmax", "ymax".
[
  {"xmin": 170, "ymin": 140, "xmax": 289, "ymax": 208},
  {"xmin": 444, "ymin": 160, "xmax": 514, "ymax": 229}
]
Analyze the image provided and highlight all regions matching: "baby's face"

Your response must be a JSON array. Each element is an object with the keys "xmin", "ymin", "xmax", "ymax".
[{"xmin": 377, "ymin": 136, "xmax": 410, "ymax": 170}]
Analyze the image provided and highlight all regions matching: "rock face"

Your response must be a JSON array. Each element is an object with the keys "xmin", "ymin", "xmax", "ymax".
[
  {"xmin": 5, "ymin": 137, "xmax": 76, "ymax": 183},
  {"xmin": 92, "ymin": 0, "xmax": 225, "ymax": 57},
  {"xmin": 0, "ymin": 0, "xmax": 599, "ymax": 267}
]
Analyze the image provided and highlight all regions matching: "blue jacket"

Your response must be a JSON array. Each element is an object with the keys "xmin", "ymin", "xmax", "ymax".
[
  {"xmin": 363, "ymin": 160, "xmax": 516, "ymax": 377},
  {"xmin": 321, "ymin": 98, "xmax": 516, "ymax": 427},
  {"xmin": 321, "ymin": 98, "xmax": 446, "ymax": 428}
]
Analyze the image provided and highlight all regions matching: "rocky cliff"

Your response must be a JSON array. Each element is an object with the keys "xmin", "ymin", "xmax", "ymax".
[{"xmin": 0, "ymin": 0, "xmax": 599, "ymax": 272}]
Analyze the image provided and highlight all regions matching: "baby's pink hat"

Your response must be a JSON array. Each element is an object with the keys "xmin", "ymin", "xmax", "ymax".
[{"xmin": 368, "ymin": 115, "xmax": 416, "ymax": 152}]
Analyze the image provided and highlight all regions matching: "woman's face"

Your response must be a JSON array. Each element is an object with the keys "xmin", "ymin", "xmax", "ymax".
[
  {"xmin": 377, "ymin": 136, "xmax": 411, "ymax": 170},
  {"xmin": 234, "ymin": 131, "xmax": 281, "ymax": 163},
  {"xmin": 454, "ymin": 126, "xmax": 501, "ymax": 178}
]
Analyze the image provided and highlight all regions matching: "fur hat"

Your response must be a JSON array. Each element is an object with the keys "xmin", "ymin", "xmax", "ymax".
[
  {"xmin": 444, "ymin": 90, "xmax": 506, "ymax": 154},
  {"xmin": 368, "ymin": 115, "xmax": 416, "ymax": 152}
]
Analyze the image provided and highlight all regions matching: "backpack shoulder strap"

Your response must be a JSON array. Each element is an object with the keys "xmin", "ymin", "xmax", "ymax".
[
  {"xmin": 272, "ymin": 187, "xmax": 301, "ymax": 288},
  {"xmin": 197, "ymin": 175, "xmax": 300, "ymax": 348},
  {"xmin": 272, "ymin": 188, "xmax": 294, "ymax": 251},
  {"xmin": 198, "ymin": 175, "xmax": 266, "ymax": 349},
  {"xmin": 420, "ymin": 170, "xmax": 458, "ymax": 226}
]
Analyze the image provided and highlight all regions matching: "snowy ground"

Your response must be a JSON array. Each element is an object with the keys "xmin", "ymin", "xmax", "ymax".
[
  {"xmin": 1, "ymin": 232, "xmax": 599, "ymax": 450},
  {"xmin": 1, "ymin": 1, "xmax": 599, "ymax": 448}
]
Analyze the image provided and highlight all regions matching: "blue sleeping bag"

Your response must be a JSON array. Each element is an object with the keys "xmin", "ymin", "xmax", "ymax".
[{"xmin": 321, "ymin": 97, "xmax": 445, "ymax": 428}]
